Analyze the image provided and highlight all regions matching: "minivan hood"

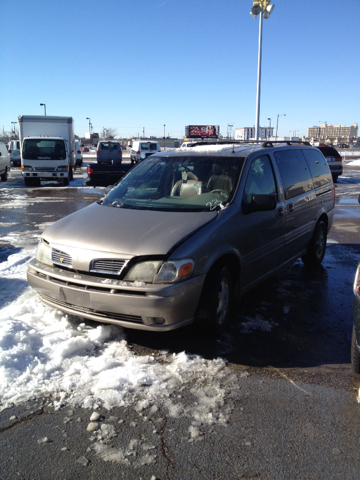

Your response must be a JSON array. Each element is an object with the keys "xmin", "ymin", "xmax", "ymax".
[{"xmin": 43, "ymin": 202, "xmax": 217, "ymax": 257}]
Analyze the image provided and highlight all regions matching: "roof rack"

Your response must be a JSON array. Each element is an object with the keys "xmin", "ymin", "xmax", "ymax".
[{"xmin": 261, "ymin": 140, "xmax": 311, "ymax": 148}]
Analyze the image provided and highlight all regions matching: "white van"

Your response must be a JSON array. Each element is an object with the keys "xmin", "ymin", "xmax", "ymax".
[
  {"xmin": 74, "ymin": 140, "xmax": 83, "ymax": 167},
  {"xmin": 0, "ymin": 142, "xmax": 11, "ymax": 181},
  {"xmin": 8, "ymin": 139, "xmax": 21, "ymax": 167},
  {"xmin": 130, "ymin": 140, "xmax": 161, "ymax": 164}
]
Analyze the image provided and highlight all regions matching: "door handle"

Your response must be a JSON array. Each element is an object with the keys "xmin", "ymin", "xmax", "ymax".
[
  {"xmin": 287, "ymin": 203, "xmax": 294, "ymax": 213},
  {"xmin": 277, "ymin": 207, "xmax": 285, "ymax": 218}
]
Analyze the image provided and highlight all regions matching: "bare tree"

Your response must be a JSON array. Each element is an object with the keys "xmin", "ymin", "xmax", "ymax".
[{"xmin": 101, "ymin": 127, "xmax": 117, "ymax": 140}]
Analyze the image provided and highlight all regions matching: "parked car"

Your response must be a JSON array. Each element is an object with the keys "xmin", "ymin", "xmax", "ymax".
[
  {"xmin": 0, "ymin": 141, "xmax": 11, "ymax": 182},
  {"xmin": 74, "ymin": 140, "xmax": 82, "ymax": 167},
  {"xmin": 130, "ymin": 140, "xmax": 161, "ymax": 164},
  {"xmin": 352, "ymin": 260, "xmax": 360, "ymax": 374},
  {"xmin": 8, "ymin": 139, "xmax": 21, "ymax": 167},
  {"xmin": 315, "ymin": 144, "xmax": 342, "ymax": 182},
  {"xmin": 96, "ymin": 141, "xmax": 122, "ymax": 164},
  {"xmin": 27, "ymin": 141, "xmax": 334, "ymax": 335}
]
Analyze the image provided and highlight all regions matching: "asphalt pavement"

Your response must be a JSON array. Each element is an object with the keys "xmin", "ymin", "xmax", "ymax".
[{"xmin": 0, "ymin": 159, "xmax": 360, "ymax": 479}]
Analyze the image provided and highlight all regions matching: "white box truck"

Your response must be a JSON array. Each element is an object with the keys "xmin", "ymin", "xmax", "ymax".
[{"xmin": 18, "ymin": 115, "xmax": 75, "ymax": 186}]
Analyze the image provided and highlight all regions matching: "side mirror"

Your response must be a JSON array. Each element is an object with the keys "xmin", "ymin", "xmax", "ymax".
[{"xmin": 242, "ymin": 194, "xmax": 276, "ymax": 215}]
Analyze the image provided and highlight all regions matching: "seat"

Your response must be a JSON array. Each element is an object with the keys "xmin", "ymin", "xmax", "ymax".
[
  {"xmin": 54, "ymin": 144, "xmax": 65, "ymax": 155},
  {"xmin": 28, "ymin": 146, "xmax": 39, "ymax": 156},
  {"xmin": 179, "ymin": 180, "xmax": 202, "ymax": 197},
  {"xmin": 170, "ymin": 171, "xmax": 199, "ymax": 196},
  {"xmin": 207, "ymin": 164, "xmax": 233, "ymax": 192}
]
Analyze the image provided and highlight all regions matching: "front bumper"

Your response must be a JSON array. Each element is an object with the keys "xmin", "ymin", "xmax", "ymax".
[
  {"xmin": 27, "ymin": 258, "xmax": 205, "ymax": 331},
  {"xmin": 22, "ymin": 171, "xmax": 69, "ymax": 180}
]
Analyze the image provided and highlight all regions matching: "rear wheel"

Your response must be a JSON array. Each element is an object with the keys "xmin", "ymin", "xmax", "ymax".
[
  {"xmin": 1, "ymin": 166, "xmax": 8, "ymax": 182},
  {"xmin": 196, "ymin": 264, "xmax": 233, "ymax": 336},
  {"xmin": 332, "ymin": 175, "xmax": 338, "ymax": 183},
  {"xmin": 301, "ymin": 220, "xmax": 327, "ymax": 266},
  {"xmin": 351, "ymin": 326, "xmax": 360, "ymax": 374}
]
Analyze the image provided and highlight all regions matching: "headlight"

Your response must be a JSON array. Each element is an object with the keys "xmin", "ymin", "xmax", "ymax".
[
  {"xmin": 155, "ymin": 259, "xmax": 194, "ymax": 283},
  {"xmin": 21, "ymin": 165, "xmax": 33, "ymax": 171},
  {"xmin": 354, "ymin": 263, "xmax": 360, "ymax": 299},
  {"xmin": 123, "ymin": 259, "xmax": 194, "ymax": 284},
  {"xmin": 124, "ymin": 260, "xmax": 163, "ymax": 283},
  {"xmin": 36, "ymin": 239, "xmax": 52, "ymax": 266}
]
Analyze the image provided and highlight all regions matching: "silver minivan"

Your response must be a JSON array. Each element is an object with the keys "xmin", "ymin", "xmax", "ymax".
[
  {"xmin": 27, "ymin": 141, "xmax": 334, "ymax": 334},
  {"xmin": 96, "ymin": 141, "xmax": 122, "ymax": 164}
]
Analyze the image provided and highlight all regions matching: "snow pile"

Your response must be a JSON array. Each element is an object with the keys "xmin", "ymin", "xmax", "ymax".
[{"xmin": 0, "ymin": 249, "xmax": 236, "ymax": 432}]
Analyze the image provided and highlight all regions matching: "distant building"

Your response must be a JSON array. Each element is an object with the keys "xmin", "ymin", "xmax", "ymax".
[
  {"xmin": 307, "ymin": 124, "xmax": 358, "ymax": 145},
  {"xmin": 235, "ymin": 127, "xmax": 274, "ymax": 140}
]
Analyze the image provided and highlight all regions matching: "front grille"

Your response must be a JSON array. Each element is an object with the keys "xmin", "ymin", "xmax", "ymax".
[
  {"xmin": 51, "ymin": 248, "xmax": 72, "ymax": 267},
  {"xmin": 90, "ymin": 259, "xmax": 128, "ymax": 275},
  {"xmin": 34, "ymin": 167, "xmax": 55, "ymax": 171},
  {"xmin": 39, "ymin": 294, "xmax": 144, "ymax": 324}
]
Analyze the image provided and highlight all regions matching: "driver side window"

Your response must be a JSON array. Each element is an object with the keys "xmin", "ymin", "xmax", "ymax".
[{"xmin": 243, "ymin": 155, "xmax": 277, "ymax": 204}]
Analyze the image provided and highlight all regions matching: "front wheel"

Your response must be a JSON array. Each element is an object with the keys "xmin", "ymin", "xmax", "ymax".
[
  {"xmin": 351, "ymin": 326, "xmax": 360, "ymax": 374},
  {"xmin": 301, "ymin": 220, "xmax": 327, "ymax": 266},
  {"xmin": 1, "ymin": 167, "xmax": 8, "ymax": 182},
  {"xmin": 196, "ymin": 265, "xmax": 233, "ymax": 336}
]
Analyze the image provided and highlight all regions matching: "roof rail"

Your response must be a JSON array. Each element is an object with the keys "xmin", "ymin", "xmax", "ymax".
[{"xmin": 261, "ymin": 140, "xmax": 311, "ymax": 148}]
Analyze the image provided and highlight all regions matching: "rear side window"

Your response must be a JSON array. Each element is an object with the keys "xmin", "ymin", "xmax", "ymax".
[
  {"xmin": 317, "ymin": 146, "xmax": 340, "ymax": 158},
  {"xmin": 301, "ymin": 149, "xmax": 332, "ymax": 188},
  {"xmin": 149, "ymin": 143, "xmax": 158, "ymax": 151},
  {"xmin": 273, "ymin": 149, "xmax": 313, "ymax": 200},
  {"xmin": 16, "ymin": 141, "xmax": 20, "ymax": 149}
]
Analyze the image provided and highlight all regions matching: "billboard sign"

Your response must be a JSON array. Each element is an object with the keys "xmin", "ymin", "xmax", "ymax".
[{"xmin": 185, "ymin": 125, "xmax": 220, "ymax": 138}]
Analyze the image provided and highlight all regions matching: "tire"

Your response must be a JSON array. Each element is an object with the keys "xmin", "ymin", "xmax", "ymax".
[
  {"xmin": 196, "ymin": 264, "xmax": 233, "ymax": 336},
  {"xmin": 351, "ymin": 326, "xmax": 360, "ymax": 374},
  {"xmin": 1, "ymin": 167, "xmax": 8, "ymax": 182},
  {"xmin": 301, "ymin": 220, "xmax": 327, "ymax": 266},
  {"xmin": 69, "ymin": 166, "xmax": 73, "ymax": 181},
  {"xmin": 332, "ymin": 175, "xmax": 338, "ymax": 183}
]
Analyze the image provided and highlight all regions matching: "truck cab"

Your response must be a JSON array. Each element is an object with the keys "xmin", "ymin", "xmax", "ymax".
[{"xmin": 21, "ymin": 137, "xmax": 73, "ymax": 186}]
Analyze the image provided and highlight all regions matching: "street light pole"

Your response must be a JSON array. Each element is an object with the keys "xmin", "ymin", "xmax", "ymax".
[
  {"xmin": 267, "ymin": 117, "xmax": 271, "ymax": 138},
  {"xmin": 275, "ymin": 113, "xmax": 286, "ymax": 139},
  {"xmin": 86, "ymin": 118, "xmax": 91, "ymax": 135},
  {"xmin": 163, "ymin": 124, "xmax": 166, "ymax": 150},
  {"xmin": 11, "ymin": 122, "xmax": 17, "ymax": 135},
  {"xmin": 40, "ymin": 103, "xmax": 46, "ymax": 116},
  {"xmin": 254, "ymin": 9, "xmax": 263, "ymax": 141},
  {"xmin": 250, "ymin": 1, "xmax": 275, "ymax": 141}
]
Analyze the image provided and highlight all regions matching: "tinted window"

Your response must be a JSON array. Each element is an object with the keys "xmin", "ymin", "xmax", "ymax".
[
  {"xmin": 301, "ymin": 149, "xmax": 332, "ymax": 188},
  {"xmin": 273, "ymin": 149, "xmax": 313, "ymax": 200},
  {"xmin": 243, "ymin": 155, "xmax": 277, "ymax": 204},
  {"xmin": 149, "ymin": 143, "xmax": 158, "ymax": 151},
  {"xmin": 317, "ymin": 146, "xmax": 340, "ymax": 158}
]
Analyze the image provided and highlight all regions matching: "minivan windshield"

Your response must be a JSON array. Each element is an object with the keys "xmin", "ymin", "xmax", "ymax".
[
  {"xmin": 23, "ymin": 139, "xmax": 66, "ymax": 160},
  {"xmin": 102, "ymin": 154, "xmax": 245, "ymax": 212}
]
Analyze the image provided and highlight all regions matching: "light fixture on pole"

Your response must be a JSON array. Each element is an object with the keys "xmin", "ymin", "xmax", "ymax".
[
  {"xmin": 267, "ymin": 118, "xmax": 271, "ymax": 138},
  {"xmin": 40, "ymin": 103, "xmax": 46, "ymax": 115},
  {"xmin": 275, "ymin": 113, "xmax": 286, "ymax": 139},
  {"xmin": 86, "ymin": 117, "xmax": 91, "ymax": 135},
  {"xmin": 250, "ymin": 0, "xmax": 275, "ymax": 141}
]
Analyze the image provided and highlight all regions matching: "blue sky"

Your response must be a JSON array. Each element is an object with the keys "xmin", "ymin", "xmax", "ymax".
[{"xmin": 1, "ymin": 0, "xmax": 359, "ymax": 139}]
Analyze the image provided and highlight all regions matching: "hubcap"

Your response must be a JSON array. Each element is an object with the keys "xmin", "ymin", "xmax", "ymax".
[
  {"xmin": 216, "ymin": 276, "xmax": 230, "ymax": 325},
  {"xmin": 315, "ymin": 228, "xmax": 325, "ymax": 258}
]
